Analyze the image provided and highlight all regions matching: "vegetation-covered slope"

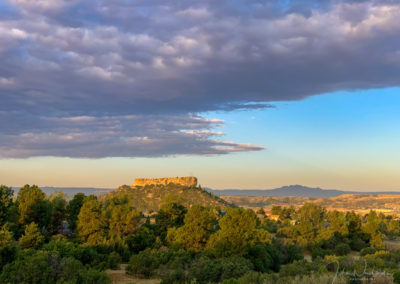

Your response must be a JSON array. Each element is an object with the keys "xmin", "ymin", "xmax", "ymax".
[{"xmin": 100, "ymin": 184, "xmax": 233, "ymax": 213}]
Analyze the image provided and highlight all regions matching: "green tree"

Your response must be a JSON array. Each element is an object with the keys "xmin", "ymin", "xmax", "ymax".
[
  {"xmin": 126, "ymin": 225, "xmax": 156, "ymax": 254},
  {"xmin": 108, "ymin": 203, "xmax": 141, "ymax": 240},
  {"xmin": 19, "ymin": 222, "xmax": 44, "ymax": 249},
  {"xmin": 0, "ymin": 224, "xmax": 13, "ymax": 247},
  {"xmin": 319, "ymin": 210, "xmax": 348, "ymax": 241},
  {"xmin": 17, "ymin": 185, "xmax": 51, "ymax": 229},
  {"xmin": 77, "ymin": 198, "xmax": 107, "ymax": 245},
  {"xmin": 49, "ymin": 191, "xmax": 67, "ymax": 235},
  {"xmin": 208, "ymin": 208, "xmax": 270, "ymax": 256},
  {"xmin": 387, "ymin": 219, "xmax": 400, "ymax": 239},
  {"xmin": 293, "ymin": 203, "xmax": 326, "ymax": 246},
  {"xmin": 66, "ymin": 193, "xmax": 86, "ymax": 232},
  {"xmin": 362, "ymin": 210, "xmax": 385, "ymax": 249},
  {"xmin": 167, "ymin": 205, "xmax": 216, "ymax": 252},
  {"xmin": 0, "ymin": 185, "xmax": 14, "ymax": 225},
  {"xmin": 155, "ymin": 202, "xmax": 187, "ymax": 239},
  {"xmin": 271, "ymin": 206, "xmax": 282, "ymax": 215}
]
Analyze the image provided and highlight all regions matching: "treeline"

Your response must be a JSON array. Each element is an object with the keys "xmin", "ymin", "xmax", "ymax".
[{"xmin": 1, "ymin": 185, "xmax": 400, "ymax": 283}]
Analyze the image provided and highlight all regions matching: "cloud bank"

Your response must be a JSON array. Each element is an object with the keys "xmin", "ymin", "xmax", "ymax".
[{"xmin": 0, "ymin": 0, "xmax": 399, "ymax": 157}]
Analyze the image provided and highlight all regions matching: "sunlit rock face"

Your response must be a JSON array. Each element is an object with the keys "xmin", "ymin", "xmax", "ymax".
[{"xmin": 133, "ymin": 177, "xmax": 198, "ymax": 187}]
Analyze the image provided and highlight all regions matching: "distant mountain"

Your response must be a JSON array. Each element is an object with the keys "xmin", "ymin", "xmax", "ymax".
[{"xmin": 209, "ymin": 185, "xmax": 400, "ymax": 198}]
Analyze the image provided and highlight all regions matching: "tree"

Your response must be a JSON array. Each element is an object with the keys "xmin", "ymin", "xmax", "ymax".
[
  {"xmin": 362, "ymin": 210, "xmax": 385, "ymax": 249},
  {"xmin": 387, "ymin": 219, "xmax": 400, "ymax": 239},
  {"xmin": 167, "ymin": 205, "xmax": 216, "ymax": 252},
  {"xmin": 0, "ymin": 185, "xmax": 14, "ymax": 225},
  {"xmin": 0, "ymin": 224, "xmax": 13, "ymax": 247},
  {"xmin": 49, "ymin": 191, "xmax": 67, "ymax": 235},
  {"xmin": 77, "ymin": 198, "xmax": 107, "ymax": 245},
  {"xmin": 108, "ymin": 203, "xmax": 141, "ymax": 240},
  {"xmin": 271, "ymin": 206, "xmax": 282, "ymax": 215},
  {"xmin": 66, "ymin": 193, "xmax": 86, "ymax": 232},
  {"xmin": 17, "ymin": 185, "xmax": 51, "ymax": 229},
  {"xmin": 19, "ymin": 222, "xmax": 44, "ymax": 249},
  {"xmin": 246, "ymin": 243, "xmax": 281, "ymax": 272},
  {"xmin": 293, "ymin": 203, "xmax": 326, "ymax": 246},
  {"xmin": 319, "ymin": 210, "xmax": 348, "ymax": 241},
  {"xmin": 155, "ymin": 202, "xmax": 187, "ymax": 239},
  {"xmin": 208, "ymin": 208, "xmax": 270, "ymax": 256}
]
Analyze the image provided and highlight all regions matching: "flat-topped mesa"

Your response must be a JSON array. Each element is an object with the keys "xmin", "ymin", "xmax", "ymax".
[{"xmin": 133, "ymin": 176, "xmax": 198, "ymax": 187}]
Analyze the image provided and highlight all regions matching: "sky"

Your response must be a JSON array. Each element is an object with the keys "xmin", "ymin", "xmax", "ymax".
[{"xmin": 0, "ymin": 0, "xmax": 400, "ymax": 190}]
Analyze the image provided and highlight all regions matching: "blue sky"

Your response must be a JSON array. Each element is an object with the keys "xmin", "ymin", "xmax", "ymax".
[{"xmin": 0, "ymin": 0, "xmax": 400, "ymax": 190}]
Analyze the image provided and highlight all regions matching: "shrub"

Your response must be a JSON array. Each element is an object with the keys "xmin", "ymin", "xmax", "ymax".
[
  {"xmin": 279, "ymin": 261, "xmax": 308, "ymax": 277},
  {"xmin": 0, "ymin": 251, "xmax": 110, "ymax": 284},
  {"xmin": 160, "ymin": 268, "xmax": 186, "ymax": 284},
  {"xmin": 107, "ymin": 252, "xmax": 121, "ymax": 270},
  {"xmin": 360, "ymin": 247, "xmax": 377, "ymax": 256},
  {"xmin": 237, "ymin": 271, "xmax": 269, "ymax": 284},
  {"xmin": 220, "ymin": 256, "xmax": 253, "ymax": 280},
  {"xmin": 311, "ymin": 247, "xmax": 331, "ymax": 261},
  {"xmin": 188, "ymin": 256, "xmax": 222, "ymax": 284},
  {"xmin": 221, "ymin": 279, "xmax": 240, "ymax": 284},
  {"xmin": 246, "ymin": 243, "xmax": 281, "ymax": 273},
  {"xmin": 335, "ymin": 243, "xmax": 351, "ymax": 256},
  {"xmin": 350, "ymin": 237, "xmax": 367, "ymax": 251},
  {"xmin": 126, "ymin": 249, "xmax": 160, "ymax": 278}
]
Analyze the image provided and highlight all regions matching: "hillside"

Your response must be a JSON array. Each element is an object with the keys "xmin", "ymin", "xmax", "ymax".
[
  {"xmin": 100, "ymin": 184, "xmax": 232, "ymax": 213},
  {"xmin": 220, "ymin": 194, "xmax": 400, "ymax": 215}
]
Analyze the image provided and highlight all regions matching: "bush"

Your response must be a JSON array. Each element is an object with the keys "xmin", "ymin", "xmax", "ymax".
[
  {"xmin": 126, "ymin": 249, "xmax": 160, "ymax": 278},
  {"xmin": 360, "ymin": 247, "xmax": 377, "ymax": 256},
  {"xmin": 0, "ymin": 251, "xmax": 110, "ymax": 284},
  {"xmin": 237, "ymin": 271, "xmax": 269, "ymax": 284},
  {"xmin": 311, "ymin": 247, "xmax": 331, "ymax": 261},
  {"xmin": 221, "ymin": 279, "xmax": 240, "ymax": 284},
  {"xmin": 335, "ymin": 243, "xmax": 351, "ymax": 256},
  {"xmin": 220, "ymin": 256, "xmax": 253, "ymax": 280},
  {"xmin": 188, "ymin": 256, "xmax": 222, "ymax": 284},
  {"xmin": 279, "ymin": 261, "xmax": 308, "ymax": 277},
  {"xmin": 160, "ymin": 268, "xmax": 187, "ymax": 284},
  {"xmin": 350, "ymin": 237, "xmax": 367, "ymax": 251},
  {"xmin": 107, "ymin": 252, "xmax": 121, "ymax": 270},
  {"xmin": 246, "ymin": 243, "xmax": 281, "ymax": 273},
  {"xmin": 283, "ymin": 244, "xmax": 304, "ymax": 263},
  {"xmin": 82, "ymin": 268, "xmax": 111, "ymax": 284}
]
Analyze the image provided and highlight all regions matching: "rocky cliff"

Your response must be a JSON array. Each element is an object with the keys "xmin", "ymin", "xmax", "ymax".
[{"xmin": 133, "ymin": 176, "xmax": 198, "ymax": 187}]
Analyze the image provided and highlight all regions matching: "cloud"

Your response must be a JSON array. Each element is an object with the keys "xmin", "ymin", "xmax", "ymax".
[
  {"xmin": 0, "ymin": 113, "xmax": 263, "ymax": 158},
  {"xmin": 0, "ymin": 0, "xmax": 399, "ymax": 157}
]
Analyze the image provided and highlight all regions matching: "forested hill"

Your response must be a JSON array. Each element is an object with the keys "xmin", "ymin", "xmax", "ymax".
[{"xmin": 100, "ymin": 184, "xmax": 232, "ymax": 213}]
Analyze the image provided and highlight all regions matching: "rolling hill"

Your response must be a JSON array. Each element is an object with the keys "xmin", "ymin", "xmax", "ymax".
[{"xmin": 100, "ymin": 184, "xmax": 233, "ymax": 213}]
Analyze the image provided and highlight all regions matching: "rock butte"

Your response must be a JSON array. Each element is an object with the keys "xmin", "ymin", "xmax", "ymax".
[{"xmin": 133, "ymin": 176, "xmax": 198, "ymax": 187}]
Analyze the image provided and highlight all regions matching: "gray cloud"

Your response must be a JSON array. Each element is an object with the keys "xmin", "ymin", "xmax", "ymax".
[
  {"xmin": 0, "ymin": 113, "xmax": 263, "ymax": 158},
  {"xmin": 0, "ymin": 0, "xmax": 399, "ymax": 157}
]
